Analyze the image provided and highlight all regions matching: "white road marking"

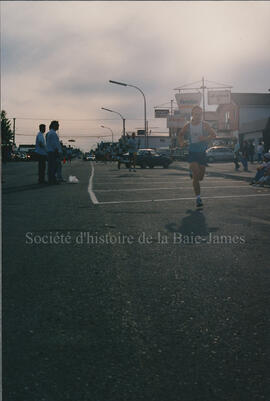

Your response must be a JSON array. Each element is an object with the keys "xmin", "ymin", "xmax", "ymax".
[
  {"xmin": 94, "ymin": 179, "xmax": 246, "ymax": 186},
  {"xmin": 97, "ymin": 193, "xmax": 270, "ymax": 205},
  {"xmin": 88, "ymin": 162, "xmax": 99, "ymax": 204},
  {"xmin": 95, "ymin": 185, "xmax": 248, "ymax": 192}
]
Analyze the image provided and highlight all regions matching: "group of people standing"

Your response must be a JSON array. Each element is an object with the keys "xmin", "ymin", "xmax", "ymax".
[
  {"xmin": 35, "ymin": 120, "xmax": 70, "ymax": 185},
  {"xmin": 233, "ymin": 140, "xmax": 265, "ymax": 172}
]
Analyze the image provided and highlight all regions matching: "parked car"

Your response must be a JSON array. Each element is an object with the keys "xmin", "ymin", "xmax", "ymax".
[
  {"xmin": 120, "ymin": 148, "xmax": 173, "ymax": 169},
  {"xmin": 83, "ymin": 152, "xmax": 95, "ymax": 161},
  {"xmin": 206, "ymin": 146, "xmax": 234, "ymax": 163},
  {"xmin": 26, "ymin": 149, "xmax": 38, "ymax": 161},
  {"xmin": 11, "ymin": 151, "xmax": 28, "ymax": 161}
]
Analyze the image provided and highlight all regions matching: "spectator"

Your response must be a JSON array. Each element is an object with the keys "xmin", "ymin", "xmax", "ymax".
[
  {"xmin": 35, "ymin": 124, "xmax": 47, "ymax": 184},
  {"xmin": 250, "ymin": 153, "xmax": 270, "ymax": 185},
  {"xmin": 240, "ymin": 141, "xmax": 249, "ymax": 172},
  {"xmin": 46, "ymin": 121, "xmax": 62, "ymax": 185},
  {"xmin": 257, "ymin": 142, "xmax": 264, "ymax": 163},
  {"xmin": 248, "ymin": 141, "xmax": 255, "ymax": 163},
  {"xmin": 67, "ymin": 147, "xmax": 72, "ymax": 163},
  {"xmin": 56, "ymin": 142, "xmax": 66, "ymax": 183},
  {"xmin": 233, "ymin": 142, "xmax": 240, "ymax": 171}
]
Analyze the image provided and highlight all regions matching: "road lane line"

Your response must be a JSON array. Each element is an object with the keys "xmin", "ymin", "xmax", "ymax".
[
  {"xmin": 95, "ymin": 185, "xmax": 248, "ymax": 192},
  {"xmin": 97, "ymin": 193, "xmax": 270, "ymax": 205},
  {"xmin": 88, "ymin": 162, "xmax": 99, "ymax": 204}
]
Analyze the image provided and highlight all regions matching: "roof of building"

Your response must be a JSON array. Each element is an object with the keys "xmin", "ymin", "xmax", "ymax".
[
  {"xmin": 231, "ymin": 93, "xmax": 270, "ymax": 106},
  {"xmin": 239, "ymin": 118, "xmax": 269, "ymax": 134}
]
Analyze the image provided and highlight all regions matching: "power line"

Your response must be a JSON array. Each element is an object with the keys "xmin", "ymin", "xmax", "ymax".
[
  {"xmin": 15, "ymin": 133, "xmax": 113, "ymax": 138},
  {"xmin": 9, "ymin": 117, "xmax": 159, "ymax": 122}
]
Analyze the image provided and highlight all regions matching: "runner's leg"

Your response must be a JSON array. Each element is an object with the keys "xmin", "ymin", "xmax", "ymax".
[
  {"xmin": 190, "ymin": 162, "xmax": 201, "ymax": 196},
  {"xmin": 198, "ymin": 165, "xmax": 206, "ymax": 181}
]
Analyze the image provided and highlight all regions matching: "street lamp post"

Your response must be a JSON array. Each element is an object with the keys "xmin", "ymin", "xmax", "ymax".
[
  {"xmin": 109, "ymin": 80, "xmax": 147, "ymax": 147},
  {"xmin": 101, "ymin": 107, "xmax": 126, "ymax": 137},
  {"xmin": 100, "ymin": 125, "xmax": 114, "ymax": 142}
]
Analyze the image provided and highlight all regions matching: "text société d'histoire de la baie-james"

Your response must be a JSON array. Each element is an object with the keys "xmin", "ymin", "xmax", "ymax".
[{"xmin": 25, "ymin": 231, "xmax": 246, "ymax": 246}]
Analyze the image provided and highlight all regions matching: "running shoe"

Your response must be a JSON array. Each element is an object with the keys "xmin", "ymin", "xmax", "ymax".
[{"xmin": 196, "ymin": 198, "xmax": 203, "ymax": 208}]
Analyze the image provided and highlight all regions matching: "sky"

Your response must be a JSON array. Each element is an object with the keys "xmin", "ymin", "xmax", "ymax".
[{"xmin": 1, "ymin": 1, "xmax": 270, "ymax": 151}]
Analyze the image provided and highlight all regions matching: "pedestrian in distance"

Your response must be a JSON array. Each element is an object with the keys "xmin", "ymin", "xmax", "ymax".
[
  {"xmin": 46, "ymin": 120, "xmax": 62, "ymax": 185},
  {"xmin": 240, "ymin": 141, "xmax": 249, "ymax": 172},
  {"xmin": 67, "ymin": 147, "xmax": 72, "ymax": 164},
  {"xmin": 127, "ymin": 132, "xmax": 139, "ymax": 172},
  {"xmin": 178, "ymin": 105, "xmax": 216, "ymax": 209},
  {"xmin": 35, "ymin": 124, "xmax": 47, "ymax": 184},
  {"xmin": 233, "ymin": 142, "xmax": 241, "ymax": 171},
  {"xmin": 257, "ymin": 142, "xmax": 264, "ymax": 163},
  {"xmin": 248, "ymin": 141, "xmax": 255, "ymax": 163}
]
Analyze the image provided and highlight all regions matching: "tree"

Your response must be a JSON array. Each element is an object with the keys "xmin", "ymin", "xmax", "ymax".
[
  {"xmin": 1, "ymin": 110, "xmax": 13, "ymax": 145},
  {"xmin": 1, "ymin": 110, "xmax": 14, "ymax": 162}
]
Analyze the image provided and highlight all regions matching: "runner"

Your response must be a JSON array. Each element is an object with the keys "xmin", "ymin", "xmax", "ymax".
[{"xmin": 178, "ymin": 105, "xmax": 216, "ymax": 208}]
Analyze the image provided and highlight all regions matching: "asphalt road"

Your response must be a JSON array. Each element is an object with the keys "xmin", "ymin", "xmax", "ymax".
[{"xmin": 2, "ymin": 159, "xmax": 270, "ymax": 401}]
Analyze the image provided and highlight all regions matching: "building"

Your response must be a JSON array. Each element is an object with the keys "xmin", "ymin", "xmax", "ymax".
[
  {"xmin": 216, "ymin": 93, "xmax": 270, "ymax": 144},
  {"xmin": 135, "ymin": 133, "xmax": 170, "ymax": 150},
  {"xmin": 239, "ymin": 117, "xmax": 270, "ymax": 151}
]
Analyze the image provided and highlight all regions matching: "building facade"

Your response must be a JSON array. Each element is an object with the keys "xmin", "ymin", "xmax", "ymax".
[
  {"xmin": 137, "ymin": 134, "xmax": 170, "ymax": 150},
  {"xmin": 216, "ymin": 93, "xmax": 270, "ymax": 144}
]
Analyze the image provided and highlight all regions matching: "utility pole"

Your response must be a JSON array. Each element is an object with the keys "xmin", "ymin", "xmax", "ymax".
[
  {"xmin": 12, "ymin": 118, "xmax": 16, "ymax": 145},
  {"xmin": 201, "ymin": 77, "xmax": 206, "ymax": 120}
]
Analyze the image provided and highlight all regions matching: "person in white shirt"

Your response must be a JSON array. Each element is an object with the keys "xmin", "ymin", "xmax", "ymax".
[
  {"xmin": 35, "ymin": 124, "xmax": 47, "ymax": 184},
  {"xmin": 178, "ymin": 106, "xmax": 216, "ymax": 208},
  {"xmin": 46, "ymin": 120, "xmax": 62, "ymax": 184}
]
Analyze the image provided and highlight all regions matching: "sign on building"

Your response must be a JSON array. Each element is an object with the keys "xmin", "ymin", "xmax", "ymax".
[
  {"xmin": 175, "ymin": 92, "xmax": 201, "ymax": 111},
  {"xmin": 154, "ymin": 109, "xmax": 170, "ymax": 118},
  {"xmin": 208, "ymin": 90, "xmax": 231, "ymax": 105},
  {"xmin": 167, "ymin": 115, "xmax": 186, "ymax": 129}
]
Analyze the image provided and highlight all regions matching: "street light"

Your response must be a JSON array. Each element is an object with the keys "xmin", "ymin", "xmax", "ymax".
[
  {"xmin": 101, "ymin": 107, "xmax": 126, "ymax": 137},
  {"xmin": 109, "ymin": 80, "xmax": 147, "ymax": 146},
  {"xmin": 101, "ymin": 125, "xmax": 114, "ymax": 142}
]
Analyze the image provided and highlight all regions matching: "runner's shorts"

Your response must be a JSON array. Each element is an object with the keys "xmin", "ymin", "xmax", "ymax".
[{"xmin": 188, "ymin": 151, "xmax": 207, "ymax": 166}]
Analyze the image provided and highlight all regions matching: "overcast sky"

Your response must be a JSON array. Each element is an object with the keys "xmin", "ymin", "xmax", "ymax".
[{"xmin": 1, "ymin": 1, "xmax": 270, "ymax": 150}]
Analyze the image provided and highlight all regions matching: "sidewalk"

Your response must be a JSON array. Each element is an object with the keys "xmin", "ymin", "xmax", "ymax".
[{"xmin": 173, "ymin": 161, "xmax": 259, "ymax": 182}]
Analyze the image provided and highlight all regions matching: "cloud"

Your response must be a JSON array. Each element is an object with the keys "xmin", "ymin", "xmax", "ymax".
[{"xmin": 1, "ymin": 1, "xmax": 270, "ymax": 150}]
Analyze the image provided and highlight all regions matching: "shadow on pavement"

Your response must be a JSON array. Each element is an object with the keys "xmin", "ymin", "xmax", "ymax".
[
  {"xmin": 165, "ymin": 209, "xmax": 218, "ymax": 238},
  {"xmin": 174, "ymin": 164, "xmax": 253, "ymax": 182},
  {"xmin": 2, "ymin": 183, "xmax": 51, "ymax": 194}
]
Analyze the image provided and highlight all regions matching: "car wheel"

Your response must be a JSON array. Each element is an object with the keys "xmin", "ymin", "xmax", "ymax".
[
  {"xmin": 208, "ymin": 156, "xmax": 215, "ymax": 163},
  {"xmin": 140, "ymin": 163, "xmax": 147, "ymax": 169},
  {"xmin": 163, "ymin": 163, "xmax": 169, "ymax": 168},
  {"xmin": 148, "ymin": 164, "xmax": 154, "ymax": 168}
]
